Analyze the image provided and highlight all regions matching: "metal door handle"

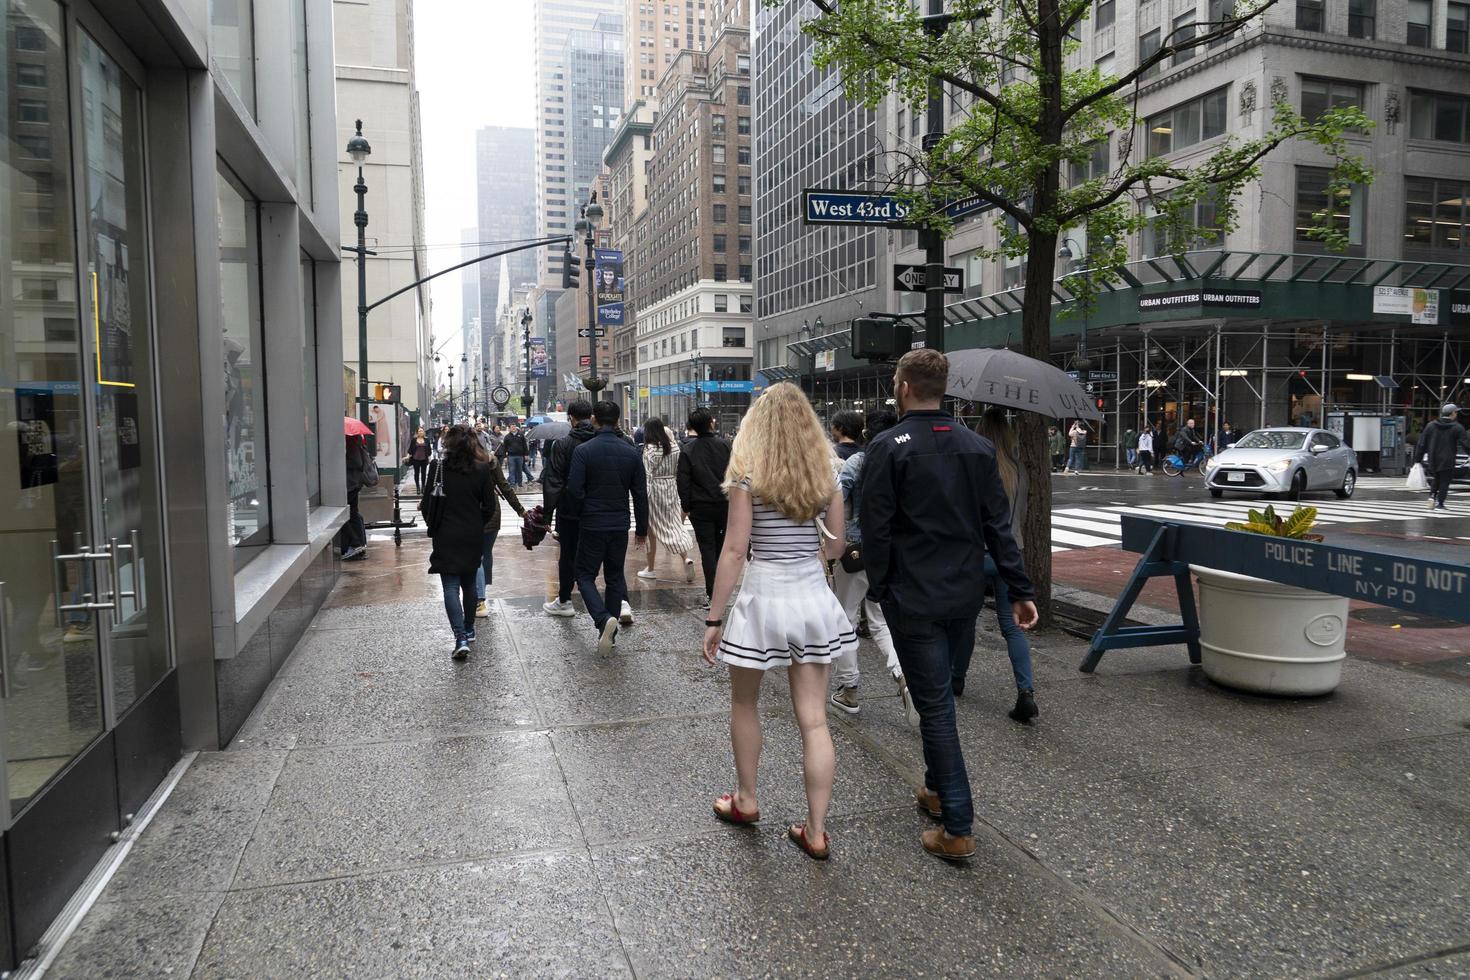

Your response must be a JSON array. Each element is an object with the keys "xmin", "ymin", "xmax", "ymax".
[
  {"xmin": 107, "ymin": 537, "xmax": 139, "ymax": 626},
  {"xmin": 51, "ymin": 540, "xmax": 117, "ymax": 625}
]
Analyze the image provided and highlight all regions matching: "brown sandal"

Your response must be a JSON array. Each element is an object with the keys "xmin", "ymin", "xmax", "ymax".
[
  {"xmin": 713, "ymin": 793, "xmax": 760, "ymax": 825},
  {"xmin": 786, "ymin": 822, "xmax": 830, "ymax": 860}
]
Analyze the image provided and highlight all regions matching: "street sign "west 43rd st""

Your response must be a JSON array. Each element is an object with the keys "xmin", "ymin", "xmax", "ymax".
[
  {"xmin": 803, "ymin": 189, "xmax": 996, "ymax": 226},
  {"xmin": 893, "ymin": 264, "xmax": 963, "ymax": 293}
]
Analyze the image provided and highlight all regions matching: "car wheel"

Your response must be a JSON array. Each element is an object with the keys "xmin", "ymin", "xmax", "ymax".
[
  {"xmin": 1335, "ymin": 469, "xmax": 1356, "ymax": 499},
  {"xmin": 1287, "ymin": 470, "xmax": 1307, "ymax": 501},
  {"xmin": 1209, "ymin": 488, "xmax": 1223, "ymax": 499}
]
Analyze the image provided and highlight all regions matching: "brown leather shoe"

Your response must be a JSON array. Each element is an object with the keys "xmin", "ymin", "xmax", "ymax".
[
  {"xmin": 915, "ymin": 786, "xmax": 942, "ymax": 820},
  {"xmin": 921, "ymin": 828, "xmax": 976, "ymax": 861}
]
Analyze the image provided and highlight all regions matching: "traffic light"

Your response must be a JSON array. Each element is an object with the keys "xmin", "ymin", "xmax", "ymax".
[{"xmin": 561, "ymin": 248, "xmax": 580, "ymax": 289}]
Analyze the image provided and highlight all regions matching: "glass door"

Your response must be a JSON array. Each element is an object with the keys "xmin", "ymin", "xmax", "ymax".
[
  {"xmin": 1, "ymin": 0, "xmax": 108, "ymax": 826},
  {"xmin": 76, "ymin": 27, "xmax": 170, "ymax": 732}
]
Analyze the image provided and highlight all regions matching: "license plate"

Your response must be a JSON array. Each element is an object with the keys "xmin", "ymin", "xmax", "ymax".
[{"xmin": 1227, "ymin": 472, "xmax": 1246, "ymax": 482}]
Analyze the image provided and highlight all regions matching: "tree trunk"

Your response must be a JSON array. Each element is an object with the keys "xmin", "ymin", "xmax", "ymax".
[{"xmin": 1019, "ymin": 228, "xmax": 1061, "ymax": 626}]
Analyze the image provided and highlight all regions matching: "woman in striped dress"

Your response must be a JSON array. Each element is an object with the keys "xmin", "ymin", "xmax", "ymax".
[
  {"xmin": 639, "ymin": 418, "xmax": 696, "ymax": 583},
  {"xmin": 701, "ymin": 383, "xmax": 851, "ymax": 860}
]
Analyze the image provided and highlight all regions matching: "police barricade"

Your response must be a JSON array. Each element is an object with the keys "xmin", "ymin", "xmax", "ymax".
[{"xmin": 1081, "ymin": 516, "xmax": 1470, "ymax": 672}]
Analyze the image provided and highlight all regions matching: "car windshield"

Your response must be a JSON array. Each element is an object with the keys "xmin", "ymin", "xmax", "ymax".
[{"xmin": 1234, "ymin": 431, "xmax": 1307, "ymax": 450}]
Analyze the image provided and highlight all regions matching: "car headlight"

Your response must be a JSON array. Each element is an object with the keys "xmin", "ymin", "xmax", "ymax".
[
  {"xmin": 1204, "ymin": 457, "xmax": 1221, "ymax": 471},
  {"xmin": 1264, "ymin": 459, "xmax": 1292, "ymax": 473}
]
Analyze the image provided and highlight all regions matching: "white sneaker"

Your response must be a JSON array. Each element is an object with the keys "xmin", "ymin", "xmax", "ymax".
[
  {"xmin": 636, "ymin": 569, "xmax": 658, "ymax": 580},
  {"xmin": 895, "ymin": 672, "xmax": 921, "ymax": 728},
  {"xmin": 684, "ymin": 558, "xmax": 696, "ymax": 583},
  {"xmin": 542, "ymin": 598, "xmax": 575, "ymax": 617},
  {"xmin": 619, "ymin": 601, "xmax": 635, "ymax": 625},
  {"xmin": 598, "ymin": 617, "xmax": 620, "ymax": 654}
]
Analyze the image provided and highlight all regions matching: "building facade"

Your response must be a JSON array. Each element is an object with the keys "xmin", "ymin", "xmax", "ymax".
[
  {"xmin": 604, "ymin": 99, "xmax": 656, "ymax": 417},
  {"xmin": 0, "ymin": 0, "xmax": 345, "ymax": 967},
  {"xmin": 630, "ymin": 8, "xmax": 756, "ymax": 431},
  {"xmin": 623, "ymin": 0, "xmax": 706, "ymax": 105},
  {"xmin": 334, "ymin": 0, "xmax": 432, "ymax": 412},
  {"xmin": 533, "ymin": 0, "xmax": 622, "ymax": 287},
  {"xmin": 475, "ymin": 124, "xmax": 536, "ymax": 376}
]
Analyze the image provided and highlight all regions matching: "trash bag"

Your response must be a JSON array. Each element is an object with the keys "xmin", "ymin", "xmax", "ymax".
[{"xmin": 1406, "ymin": 462, "xmax": 1429, "ymax": 491}]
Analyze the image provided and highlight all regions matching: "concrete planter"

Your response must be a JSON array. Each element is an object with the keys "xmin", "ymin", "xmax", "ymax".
[{"xmin": 1190, "ymin": 566, "xmax": 1348, "ymax": 696}]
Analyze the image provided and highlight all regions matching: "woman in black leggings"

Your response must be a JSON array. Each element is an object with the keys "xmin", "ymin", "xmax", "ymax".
[{"xmin": 407, "ymin": 428, "xmax": 431, "ymax": 493}]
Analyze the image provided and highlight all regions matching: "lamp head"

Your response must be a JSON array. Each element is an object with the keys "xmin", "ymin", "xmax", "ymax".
[
  {"xmin": 346, "ymin": 119, "xmax": 372, "ymax": 166},
  {"xmin": 1058, "ymin": 242, "xmax": 1073, "ymax": 260},
  {"xmin": 584, "ymin": 199, "xmax": 604, "ymax": 223}
]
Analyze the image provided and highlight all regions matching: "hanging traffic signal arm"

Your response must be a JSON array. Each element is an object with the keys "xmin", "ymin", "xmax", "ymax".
[{"xmin": 363, "ymin": 236, "xmax": 572, "ymax": 314}]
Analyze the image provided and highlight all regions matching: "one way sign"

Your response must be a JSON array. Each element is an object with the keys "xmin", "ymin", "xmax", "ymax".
[{"xmin": 893, "ymin": 264, "xmax": 964, "ymax": 294}]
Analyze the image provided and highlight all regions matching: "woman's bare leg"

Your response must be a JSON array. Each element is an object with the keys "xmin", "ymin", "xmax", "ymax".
[
  {"xmin": 728, "ymin": 666, "xmax": 764, "ymax": 813},
  {"xmin": 787, "ymin": 661, "xmax": 835, "ymax": 840}
]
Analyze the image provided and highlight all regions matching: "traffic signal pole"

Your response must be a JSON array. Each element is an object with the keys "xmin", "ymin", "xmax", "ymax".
[{"xmin": 921, "ymin": 2, "xmax": 952, "ymax": 353}]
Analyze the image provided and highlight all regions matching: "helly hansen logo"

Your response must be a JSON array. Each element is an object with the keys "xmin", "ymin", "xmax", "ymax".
[{"xmin": 895, "ymin": 434, "xmax": 912, "ymax": 444}]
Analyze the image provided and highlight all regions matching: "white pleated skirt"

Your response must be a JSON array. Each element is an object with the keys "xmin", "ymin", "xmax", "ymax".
[{"xmin": 717, "ymin": 557, "xmax": 858, "ymax": 671}]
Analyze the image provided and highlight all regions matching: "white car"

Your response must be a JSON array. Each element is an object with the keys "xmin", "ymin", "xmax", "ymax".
[{"xmin": 1204, "ymin": 427, "xmax": 1359, "ymax": 500}]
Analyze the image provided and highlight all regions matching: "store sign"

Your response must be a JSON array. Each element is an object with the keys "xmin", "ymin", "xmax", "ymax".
[
  {"xmin": 814, "ymin": 349, "xmax": 836, "ymax": 372},
  {"xmin": 1138, "ymin": 289, "xmax": 1263, "ymax": 312},
  {"xmin": 1447, "ymin": 290, "xmax": 1470, "ymax": 327},
  {"xmin": 1373, "ymin": 286, "xmax": 1439, "ymax": 325},
  {"xmin": 648, "ymin": 380, "xmax": 756, "ymax": 396}
]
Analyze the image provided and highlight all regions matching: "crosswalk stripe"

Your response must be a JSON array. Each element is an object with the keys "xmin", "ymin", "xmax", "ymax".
[
  {"xmin": 1051, "ymin": 528, "xmax": 1120, "ymax": 549},
  {"xmin": 1052, "ymin": 514, "xmax": 1129, "ymax": 535}
]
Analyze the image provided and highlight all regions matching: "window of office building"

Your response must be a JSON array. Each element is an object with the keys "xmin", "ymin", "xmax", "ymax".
[
  {"xmin": 1139, "ymin": 28, "xmax": 1161, "ymax": 78},
  {"xmin": 713, "ymin": 173, "xmax": 726, "ymax": 193},
  {"xmin": 1171, "ymin": 10, "xmax": 1197, "ymax": 65},
  {"xmin": 739, "ymin": 263, "xmax": 751, "ymax": 281},
  {"xmin": 737, "ymin": 115, "xmax": 750, "ymax": 134},
  {"xmin": 722, "ymin": 327, "xmax": 746, "ymax": 347},
  {"xmin": 1095, "ymin": 0, "xmax": 1115, "ymax": 29},
  {"xmin": 1408, "ymin": 0, "xmax": 1432, "ymax": 45},
  {"xmin": 1404, "ymin": 177, "xmax": 1469, "ymax": 250},
  {"xmin": 1069, "ymin": 139, "xmax": 1109, "ymax": 184},
  {"xmin": 738, "ymin": 204, "xmax": 751, "ymax": 223},
  {"xmin": 738, "ymin": 234, "xmax": 751, "ymax": 252},
  {"xmin": 1410, "ymin": 90, "xmax": 1470, "ymax": 143},
  {"xmin": 714, "ymin": 294, "xmax": 728, "ymax": 312},
  {"xmin": 1296, "ymin": 0, "xmax": 1324, "ymax": 30},
  {"xmin": 714, "ymin": 233, "xmax": 727, "ymax": 252},
  {"xmin": 713, "ymin": 202, "xmax": 726, "ymax": 221},
  {"xmin": 1295, "ymin": 166, "xmax": 1366, "ymax": 246},
  {"xmin": 211, "ymin": 0, "xmax": 256, "ymax": 114},
  {"xmin": 218, "ymin": 167, "xmax": 269, "ymax": 556},
  {"xmin": 1301, "ymin": 78, "xmax": 1365, "ymax": 124},
  {"xmin": 714, "ymin": 263, "xmax": 727, "ymax": 280},
  {"xmin": 739, "ymin": 294, "xmax": 752, "ymax": 313},
  {"xmin": 1348, "ymin": 0, "xmax": 1375, "ymax": 37},
  {"xmin": 1147, "ymin": 88, "xmax": 1228, "ymax": 156},
  {"xmin": 737, "ymin": 146, "xmax": 750, "ymax": 165},
  {"xmin": 1142, "ymin": 192, "xmax": 1223, "ymax": 257},
  {"xmin": 1448, "ymin": 2, "xmax": 1470, "ymax": 51}
]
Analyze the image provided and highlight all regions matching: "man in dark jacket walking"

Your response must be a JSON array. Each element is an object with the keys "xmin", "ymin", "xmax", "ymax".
[
  {"xmin": 861, "ymin": 349, "xmax": 1037, "ymax": 863},
  {"xmin": 1419, "ymin": 404, "xmax": 1470, "ymax": 510},
  {"xmin": 499, "ymin": 425, "xmax": 530, "ymax": 487},
  {"xmin": 567, "ymin": 400, "xmax": 648, "ymax": 652},
  {"xmin": 676, "ymin": 409, "xmax": 732, "ymax": 601},
  {"xmin": 541, "ymin": 401, "xmax": 595, "ymax": 617}
]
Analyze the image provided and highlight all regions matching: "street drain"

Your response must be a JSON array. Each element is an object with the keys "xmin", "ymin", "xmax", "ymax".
[{"xmin": 1350, "ymin": 608, "xmax": 1466, "ymax": 630}]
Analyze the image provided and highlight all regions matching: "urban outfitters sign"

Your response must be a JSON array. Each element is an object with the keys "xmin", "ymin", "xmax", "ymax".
[
  {"xmin": 1448, "ymin": 290, "xmax": 1470, "ymax": 327},
  {"xmin": 1137, "ymin": 288, "xmax": 1262, "ymax": 313}
]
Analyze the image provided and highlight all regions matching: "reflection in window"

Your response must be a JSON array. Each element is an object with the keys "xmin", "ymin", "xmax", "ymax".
[
  {"xmin": 210, "ymin": 0, "xmax": 256, "ymax": 114},
  {"xmin": 218, "ymin": 168, "xmax": 270, "ymax": 554},
  {"xmin": 1403, "ymin": 177, "xmax": 1468, "ymax": 251},
  {"xmin": 1295, "ymin": 166, "xmax": 1366, "ymax": 247}
]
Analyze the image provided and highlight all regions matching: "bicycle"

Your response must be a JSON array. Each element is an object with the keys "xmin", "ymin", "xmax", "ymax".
[{"xmin": 1161, "ymin": 446, "xmax": 1211, "ymax": 476}]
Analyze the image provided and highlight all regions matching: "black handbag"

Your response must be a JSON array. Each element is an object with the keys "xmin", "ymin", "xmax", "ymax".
[{"xmin": 839, "ymin": 542, "xmax": 863, "ymax": 573}]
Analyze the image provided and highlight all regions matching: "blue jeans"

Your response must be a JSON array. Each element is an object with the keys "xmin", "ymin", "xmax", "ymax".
[
  {"xmin": 1067, "ymin": 446, "xmax": 1087, "ymax": 471},
  {"xmin": 1126, "ymin": 448, "xmax": 1137, "ymax": 467},
  {"xmin": 882, "ymin": 601, "xmax": 976, "ymax": 838},
  {"xmin": 984, "ymin": 556, "xmax": 1034, "ymax": 691},
  {"xmin": 575, "ymin": 528, "xmax": 629, "ymax": 630},
  {"xmin": 439, "ymin": 573, "xmax": 478, "ymax": 643},
  {"xmin": 475, "ymin": 529, "xmax": 499, "ymax": 601},
  {"xmin": 507, "ymin": 455, "xmax": 526, "ymax": 486}
]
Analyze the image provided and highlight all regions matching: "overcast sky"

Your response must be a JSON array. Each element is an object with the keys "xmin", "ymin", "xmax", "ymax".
[{"xmin": 414, "ymin": 0, "xmax": 535, "ymax": 361}]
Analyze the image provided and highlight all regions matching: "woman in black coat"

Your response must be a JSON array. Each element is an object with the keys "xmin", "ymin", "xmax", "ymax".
[{"xmin": 420, "ymin": 425, "xmax": 494, "ymax": 659}]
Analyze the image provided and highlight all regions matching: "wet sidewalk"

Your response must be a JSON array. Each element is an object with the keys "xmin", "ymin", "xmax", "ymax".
[{"xmin": 42, "ymin": 522, "xmax": 1470, "ymax": 978}]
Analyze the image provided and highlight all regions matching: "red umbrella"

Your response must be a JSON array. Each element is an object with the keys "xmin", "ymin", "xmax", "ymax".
[{"xmin": 344, "ymin": 416, "xmax": 373, "ymax": 436}]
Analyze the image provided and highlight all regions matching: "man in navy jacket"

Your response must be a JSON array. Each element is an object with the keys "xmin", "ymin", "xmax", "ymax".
[
  {"xmin": 567, "ymin": 400, "xmax": 648, "ymax": 652},
  {"xmin": 861, "ymin": 348, "xmax": 1037, "ymax": 862}
]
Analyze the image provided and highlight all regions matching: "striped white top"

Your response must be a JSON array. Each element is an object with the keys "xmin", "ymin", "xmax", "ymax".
[{"xmin": 736, "ymin": 478, "xmax": 824, "ymax": 561}]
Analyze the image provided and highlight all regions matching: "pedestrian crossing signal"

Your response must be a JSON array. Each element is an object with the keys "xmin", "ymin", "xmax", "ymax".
[
  {"xmin": 373, "ymin": 383, "xmax": 401, "ymax": 404},
  {"xmin": 562, "ymin": 249, "xmax": 581, "ymax": 289}
]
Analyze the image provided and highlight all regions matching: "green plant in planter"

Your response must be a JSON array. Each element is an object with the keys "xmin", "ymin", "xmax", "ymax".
[{"xmin": 1225, "ymin": 505, "xmax": 1323, "ymax": 542}]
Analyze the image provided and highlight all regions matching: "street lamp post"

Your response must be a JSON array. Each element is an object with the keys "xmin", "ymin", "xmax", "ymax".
[
  {"xmin": 1058, "ymin": 235, "xmax": 1114, "ymax": 386},
  {"xmin": 346, "ymin": 120, "xmax": 373, "ymax": 426},
  {"xmin": 447, "ymin": 365, "xmax": 455, "ymax": 422},
  {"xmin": 576, "ymin": 192, "xmax": 607, "ymax": 394},
  {"xmin": 521, "ymin": 308, "xmax": 534, "ymax": 416},
  {"xmin": 461, "ymin": 353, "xmax": 468, "ymax": 422}
]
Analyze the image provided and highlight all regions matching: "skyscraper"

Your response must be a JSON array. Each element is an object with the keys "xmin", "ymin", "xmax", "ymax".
[
  {"xmin": 621, "ymin": 0, "xmax": 705, "ymax": 108},
  {"xmin": 533, "ymin": 0, "xmax": 622, "ymax": 287},
  {"xmin": 475, "ymin": 125, "xmax": 536, "ymax": 373}
]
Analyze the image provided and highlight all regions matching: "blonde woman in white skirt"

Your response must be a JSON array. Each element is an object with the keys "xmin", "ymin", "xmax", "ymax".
[
  {"xmin": 637, "ymin": 418, "xmax": 696, "ymax": 583},
  {"xmin": 701, "ymin": 383, "xmax": 851, "ymax": 860}
]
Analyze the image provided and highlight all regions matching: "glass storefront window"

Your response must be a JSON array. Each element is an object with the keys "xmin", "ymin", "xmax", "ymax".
[
  {"xmin": 301, "ymin": 256, "xmax": 320, "ymax": 503},
  {"xmin": 218, "ymin": 167, "xmax": 269, "ymax": 558},
  {"xmin": 210, "ymin": 0, "xmax": 256, "ymax": 115}
]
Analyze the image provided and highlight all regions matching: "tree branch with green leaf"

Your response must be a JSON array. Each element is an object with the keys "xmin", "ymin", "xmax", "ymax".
[{"xmin": 768, "ymin": 0, "xmax": 1372, "ymax": 623}]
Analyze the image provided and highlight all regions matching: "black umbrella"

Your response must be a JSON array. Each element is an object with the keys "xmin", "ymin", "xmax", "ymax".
[
  {"xmin": 526, "ymin": 421, "xmax": 571, "ymax": 442},
  {"xmin": 945, "ymin": 348, "xmax": 1102, "ymax": 420}
]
